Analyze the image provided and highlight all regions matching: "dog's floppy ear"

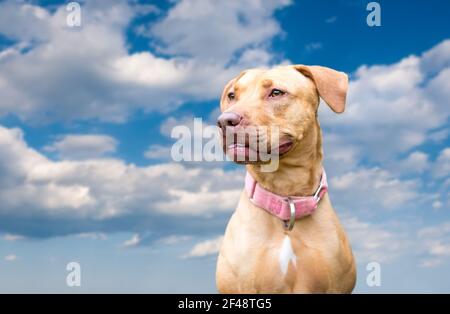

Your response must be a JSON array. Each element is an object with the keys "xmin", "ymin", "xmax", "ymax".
[{"xmin": 294, "ymin": 65, "xmax": 348, "ymax": 113}]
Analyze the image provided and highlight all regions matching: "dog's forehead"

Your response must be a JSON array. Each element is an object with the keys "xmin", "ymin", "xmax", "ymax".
[
  {"xmin": 236, "ymin": 66, "xmax": 309, "ymax": 89},
  {"xmin": 235, "ymin": 68, "xmax": 265, "ymax": 87},
  {"xmin": 266, "ymin": 66, "xmax": 310, "ymax": 85}
]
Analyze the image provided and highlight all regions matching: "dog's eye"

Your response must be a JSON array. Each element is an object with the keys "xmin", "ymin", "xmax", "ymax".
[
  {"xmin": 269, "ymin": 89, "xmax": 286, "ymax": 98},
  {"xmin": 227, "ymin": 92, "xmax": 235, "ymax": 101}
]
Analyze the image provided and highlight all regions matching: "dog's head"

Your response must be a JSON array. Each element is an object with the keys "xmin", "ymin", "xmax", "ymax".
[{"xmin": 217, "ymin": 65, "xmax": 348, "ymax": 164}]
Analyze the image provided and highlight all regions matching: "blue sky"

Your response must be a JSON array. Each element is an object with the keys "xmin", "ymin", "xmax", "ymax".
[{"xmin": 0, "ymin": 0, "xmax": 449, "ymax": 293}]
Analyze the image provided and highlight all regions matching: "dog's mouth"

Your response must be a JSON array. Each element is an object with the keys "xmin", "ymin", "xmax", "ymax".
[
  {"xmin": 277, "ymin": 140, "xmax": 294, "ymax": 155},
  {"xmin": 224, "ymin": 137, "xmax": 294, "ymax": 164},
  {"xmin": 226, "ymin": 142, "xmax": 258, "ymax": 163}
]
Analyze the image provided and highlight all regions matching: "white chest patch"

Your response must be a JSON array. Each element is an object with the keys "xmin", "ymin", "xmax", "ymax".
[{"xmin": 279, "ymin": 235, "xmax": 297, "ymax": 275}]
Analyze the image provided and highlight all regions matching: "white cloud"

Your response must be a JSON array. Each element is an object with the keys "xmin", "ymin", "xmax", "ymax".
[
  {"xmin": 157, "ymin": 235, "xmax": 192, "ymax": 245},
  {"xmin": 0, "ymin": 3, "xmax": 50, "ymax": 41},
  {"xmin": 0, "ymin": 123, "xmax": 243, "ymax": 224},
  {"xmin": 76, "ymin": 232, "xmax": 107, "ymax": 240},
  {"xmin": 396, "ymin": 151, "xmax": 430, "ymax": 174},
  {"xmin": 144, "ymin": 144, "xmax": 172, "ymax": 160},
  {"xmin": 182, "ymin": 236, "xmax": 223, "ymax": 259},
  {"xmin": 160, "ymin": 115, "xmax": 198, "ymax": 138},
  {"xmin": 122, "ymin": 234, "xmax": 141, "ymax": 248},
  {"xmin": 420, "ymin": 40, "xmax": 450, "ymax": 75},
  {"xmin": 319, "ymin": 40, "xmax": 450, "ymax": 221},
  {"xmin": 334, "ymin": 218, "xmax": 450, "ymax": 268},
  {"xmin": 418, "ymin": 222, "xmax": 450, "ymax": 239},
  {"xmin": 429, "ymin": 242, "xmax": 450, "ymax": 256},
  {"xmin": 417, "ymin": 222, "xmax": 450, "ymax": 267},
  {"xmin": 159, "ymin": 114, "xmax": 218, "ymax": 139},
  {"xmin": 4, "ymin": 254, "xmax": 17, "ymax": 262},
  {"xmin": 342, "ymin": 217, "xmax": 409, "ymax": 263},
  {"xmin": 44, "ymin": 135, "xmax": 118, "ymax": 160},
  {"xmin": 433, "ymin": 148, "xmax": 450, "ymax": 178},
  {"xmin": 331, "ymin": 167, "xmax": 421, "ymax": 210},
  {"xmin": 419, "ymin": 259, "xmax": 443, "ymax": 268},
  {"xmin": 432, "ymin": 201, "xmax": 443, "ymax": 209},
  {"xmin": 3, "ymin": 234, "xmax": 25, "ymax": 242},
  {"xmin": 160, "ymin": 188, "xmax": 240, "ymax": 216},
  {"xmin": 321, "ymin": 40, "xmax": 450, "ymax": 164},
  {"xmin": 323, "ymin": 132, "xmax": 361, "ymax": 175},
  {"xmin": 149, "ymin": 0, "xmax": 291, "ymax": 63},
  {"xmin": 0, "ymin": 0, "xmax": 289, "ymax": 123}
]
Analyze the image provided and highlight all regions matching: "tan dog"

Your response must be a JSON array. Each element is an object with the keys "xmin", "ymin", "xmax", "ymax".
[{"xmin": 215, "ymin": 65, "xmax": 356, "ymax": 293}]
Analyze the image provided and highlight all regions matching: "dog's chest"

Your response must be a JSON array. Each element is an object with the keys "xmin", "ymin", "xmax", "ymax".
[{"xmin": 224, "ymin": 232, "xmax": 299, "ymax": 293}]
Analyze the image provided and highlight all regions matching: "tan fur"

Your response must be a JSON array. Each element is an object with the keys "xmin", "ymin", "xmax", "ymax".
[{"xmin": 216, "ymin": 65, "xmax": 356, "ymax": 293}]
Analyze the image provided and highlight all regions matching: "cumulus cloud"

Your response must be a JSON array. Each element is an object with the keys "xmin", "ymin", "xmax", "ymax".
[
  {"xmin": 322, "ymin": 133, "xmax": 362, "ymax": 175},
  {"xmin": 395, "ymin": 151, "xmax": 430, "ymax": 174},
  {"xmin": 418, "ymin": 222, "xmax": 450, "ymax": 239},
  {"xmin": 4, "ymin": 254, "xmax": 17, "ymax": 262},
  {"xmin": 76, "ymin": 232, "xmax": 107, "ymax": 240},
  {"xmin": 2, "ymin": 34, "xmax": 450, "ymax": 239},
  {"xmin": 342, "ymin": 217, "xmax": 409, "ymax": 263},
  {"xmin": 319, "ymin": 40, "xmax": 450, "ymax": 221},
  {"xmin": 182, "ymin": 236, "xmax": 223, "ymax": 259},
  {"xmin": 149, "ymin": 0, "xmax": 291, "ymax": 63},
  {"xmin": 432, "ymin": 201, "xmax": 443, "ymax": 209},
  {"xmin": 44, "ymin": 134, "xmax": 118, "ymax": 160},
  {"xmin": 0, "ymin": 123, "xmax": 242, "ymax": 237},
  {"xmin": 417, "ymin": 222, "xmax": 450, "ymax": 268},
  {"xmin": 433, "ymin": 148, "xmax": 450, "ymax": 178},
  {"xmin": 420, "ymin": 40, "xmax": 450, "ymax": 75},
  {"xmin": 321, "ymin": 40, "xmax": 450, "ymax": 165},
  {"xmin": 0, "ymin": 0, "xmax": 289, "ymax": 123},
  {"xmin": 3, "ymin": 234, "xmax": 26, "ymax": 242},
  {"xmin": 122, "ymin": 234, "xmax": 141, "ymax": 248},
  {"xmin": 144, "ymin": 144, "xmax": 172, "ymax": 160},
  {"xmin": 330, "ymin": 167, "xmax": 422, "ymax": 211},
  {"xmin": 157, "ymin": 235, "xmax": 192, "ymax": 245}
]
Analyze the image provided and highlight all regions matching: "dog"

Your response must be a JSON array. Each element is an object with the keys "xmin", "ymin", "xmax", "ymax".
[{"xmin": 215, "ymin": 65, "xmax": 356, "ymax": 293}]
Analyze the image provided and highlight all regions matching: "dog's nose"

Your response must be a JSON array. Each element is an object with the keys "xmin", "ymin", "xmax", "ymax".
[{"xmin": 217, "ymin": 112, "xmax": 242, "ymax": 130}]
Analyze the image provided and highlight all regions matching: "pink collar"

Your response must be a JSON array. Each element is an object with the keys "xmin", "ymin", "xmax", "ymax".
[{"xmin": 245, "ymin": 169, "xmax": 328, "ymax": 230}]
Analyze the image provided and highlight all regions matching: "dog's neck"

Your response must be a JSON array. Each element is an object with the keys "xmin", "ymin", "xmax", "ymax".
[{"xmin": 247, "ymin": 119, "xmax": 323, "ymax": 197}]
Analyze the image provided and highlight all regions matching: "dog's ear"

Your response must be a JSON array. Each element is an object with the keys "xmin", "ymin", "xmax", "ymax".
[{"xmin": 294, "ymin": 65, "xmax": 348, "ymax": 113}]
